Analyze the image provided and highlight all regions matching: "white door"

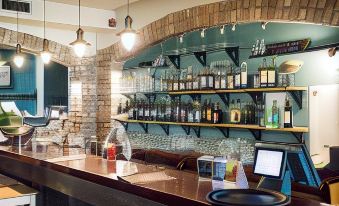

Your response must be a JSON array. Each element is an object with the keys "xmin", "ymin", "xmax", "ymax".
[{"xmin": 309, "ymin": 84, "xmax": 339, "ymax": 165}]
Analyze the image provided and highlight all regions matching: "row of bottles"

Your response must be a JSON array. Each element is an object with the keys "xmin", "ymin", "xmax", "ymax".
[{"xmin": 117, "ymin": 96, "xmax": 293, "ymax": 128}]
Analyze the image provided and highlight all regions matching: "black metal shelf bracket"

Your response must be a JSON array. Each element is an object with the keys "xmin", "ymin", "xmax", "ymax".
[
  {"xmin": 182, "ymin": 125, "xmax": 191, "ymax": 135},
  {"xmin": 138, "ymin": 123, "xmax": 148, "ymax": 133},
  {"xmin": 115, "ymin": 119, "xmax": 129, "ymax": 131},
  {"xmin": 225, "ymin": 47, "xmax": 239, "ymax": 67},
  {"xmin": 247, "ymin": 92, "xmax": 263, "ymax": 105},
  {"xmin": 194, "ymin": 51, "xmax": 207, "ymax": 67},
  {"xmin": 249, "ymin": 129, "xmax": 262, "ymax": 141},
  {"xmin": 168, "ymin": 55, "xmax": 181, "ymax": 69},
  {"xmin": 192, "ymin": 126, "xmax": 201, "ymax": 138},
  {"xmin": 288, "ymin": 90, "xmax": 303, "ymax": 109},
  {"xmin": 217, "ymin": 93, "xmax": 230, "ymax": 107},
  {"xmin": 160, "ymin": 124, "xmax": 170, "ymax": 135},
  {"xmin": 292, "ymin": 132, "xmax": 304, "ymax": 143},
  {"xmin": 217, "ymin": 128, "xmax": 229, "ymax": 138}
]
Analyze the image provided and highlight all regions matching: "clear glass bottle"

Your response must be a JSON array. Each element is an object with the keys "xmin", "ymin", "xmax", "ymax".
[
  {"xmin": 227, "ymin": 64, "xmax": 234, "ymax": 89},
  {"xmin": 267, "ymin": 57, "xmax": 276, "ymax": 88},
  {"xmin": 259, "ymin": 58, "xmax": 268, "ymax": 88},
  {"xmin": 271, "ymin": 100, "xmax": 280, "ymax": 128}
]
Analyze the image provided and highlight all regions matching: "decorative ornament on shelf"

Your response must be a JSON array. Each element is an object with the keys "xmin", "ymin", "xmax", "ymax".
[
  {"xmin": 41, "ymin": 0, "xmax": 51, "ymax": 64},
  {"xmin": 70, "ymin": 0, "xmax": 91, "ymax": 58},
  {"xmin": 117, "ymin": 0, "xmax": 138, "ymax": 51}
]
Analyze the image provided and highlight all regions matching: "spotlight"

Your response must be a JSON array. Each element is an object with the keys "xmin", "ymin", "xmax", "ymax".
[
  {"xmin": 201, "ymin": 29, "xmax": 206, "ymax": 38},
  {"xmin": 261, "ymin": 22, "xmax": 268, "ymax": 30},
  {"xmin": 220, "ymin": 25, "xmax": 225, "ymax": 34},
  {"xmin": 231, "ymin": 23, "xmax": 237, "ymax": 32},
  {"xmin": 179, "ymin": 34, "xmax": 184, "ymax": 43}
]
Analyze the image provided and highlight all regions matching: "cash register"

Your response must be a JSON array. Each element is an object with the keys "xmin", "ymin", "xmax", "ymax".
[{"xmin": 206, "ymin": 142, "xmax": 321, "ymax": 206}]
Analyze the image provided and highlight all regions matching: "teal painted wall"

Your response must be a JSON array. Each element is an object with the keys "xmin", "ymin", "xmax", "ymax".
[
  {"xmin": 44, "ymin": 61, "xmax": 68, "ymax": 108},
  {"xmin": 123, "ymin": 22, "xmax": 339, "ymax": 143},
  {"xmin": 0, "ymin": 49, "xmax": 37, "ymax": 114}
]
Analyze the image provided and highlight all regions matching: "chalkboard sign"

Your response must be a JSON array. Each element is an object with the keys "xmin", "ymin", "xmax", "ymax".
[{"xmin": 251, "ymin": 39, "xmax": 311, "ymax": 58}]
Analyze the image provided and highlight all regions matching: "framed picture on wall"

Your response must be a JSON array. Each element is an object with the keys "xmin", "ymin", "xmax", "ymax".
[{"xmin": 0, "ymin": 66, "xmax": 11, "ymax": 88}]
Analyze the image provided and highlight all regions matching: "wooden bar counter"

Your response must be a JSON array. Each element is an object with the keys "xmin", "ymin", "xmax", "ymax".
[{"xmin": 0, "ymin": 145, "xmax": 326, "ymax": 206}]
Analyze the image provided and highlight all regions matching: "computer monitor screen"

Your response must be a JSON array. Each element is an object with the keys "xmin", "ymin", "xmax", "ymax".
[{"xmin": 253, "ymin": 148, "xmax": 286, "ymax": 179}]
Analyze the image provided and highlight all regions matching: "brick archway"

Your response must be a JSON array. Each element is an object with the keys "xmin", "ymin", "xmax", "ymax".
[{"xmin": 99, "ymin": 0, "xmax": 339, "ymax": 62}]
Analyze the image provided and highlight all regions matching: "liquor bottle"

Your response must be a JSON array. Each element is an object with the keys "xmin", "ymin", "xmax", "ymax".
[
  {"xmin": 165, "ymin": 96, "xmax": 172, "ymax": 122},
  {"xmin": 174, "ymin": 97, "xmax": 180, "ymax": 122},
  {"xmin": 241, "ymin": 103, "xmax": 248, "ymax": 124},
  {"xmin": 206, "ymin": 100, "xmax": 212, "ymax": 123},
  {"xmin": 271, "ymin": 100, "xmax": 280, "ymax": 128},
  {"xmin": 187, "ymin": 101, "xmax": 194, "ymax": 122},
  {"xmin": 168, "ymin": 74, "xmax": 173, "ymax": 91},
  {"xmin": 199, "ymin": 69, "xmax": 207, "ymax": 89},
  {"xmin": 230, "ymin": 99, "xmax": 241, "ymax": 124},
  {"xmin": 173, "ymin": 72, "xmax": 179, "ymax": 91},
  {"xmin": 234, "ymin": 66, "xmax": 241, "ymax": 89},
  {"xmin": 150, "ymin": 100, "xmax": 157, "ymax": 121},
  {"xmin": 267, "ymin": 57, "xmax": 276, "ymax": 88},
  {"xmin": 138, "ymin": 100, "xmax": 144, "ymax": 120},
  {"xmin": 128, "ymin": 99, "xmax": 134, "ymax": 119},
  {"xmin": 284, "ymin": 97, "xmax": 293, "ymax": 128},
  {"xmin": 193, "ymin": 98, "xmax": 201, "ymax": 123},
  {"xmin": 206, "ymin": 67, "xmax": 215, "ymax": 89},
  {"xmin": 117, "ymin": 100, "xmax": 122, "ymax": 114},
  {"xmin": 213, "ymin": 102, "xmax": 223, "ymax": 124},
  {"xmin": 240, "ymin": 62, "xmax": 248, "ymax": 88},
  {"xmin": 180, "ymin": 102, "xmax": 187, "ymax": 122},
  {"xmin": 257, "ymin": 97, "xmax": 265, "ymax": 127},
  {"xmin": 259, "ymin": 58, "xmax": 268, "ymax": 88},
  {"xmin": 144, "ymin": 100, "xmax": 150, "ymax": 120},
  {"xmin": 227, "ymin": 64, "xmax": 234, "ymax": 89},
  {"xmin": 201, "ymin": 100, "xmax": 207, "ymax": 122},
  {"xmin": 221, "ymin": 70, "xmax": 227, "ymax": 89},
  {"xmin": 180, "ymin": 70, "xmax": 186, "ymax": 91},
  {"xmin": 215, "ymin": 69, "xmax": 221, "ymax": 89},
  {"xmin": 162, "ymin": 71, "xmax": 168, "ymax": 92},
  {"xmin": 186, "ymin": 66, "xmax": 193, "ymax": 90},
  {"xmin": 254, "ymin": 39, "xmax": 260, "ymax": 56},
  {"xmin": 193, "ymin": 71, "xmax": 199, "ymax": 90}
]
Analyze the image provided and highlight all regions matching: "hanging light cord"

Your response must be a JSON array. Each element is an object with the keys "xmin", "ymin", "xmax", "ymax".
[
  {"xmin": 43, "ymin": 0, "xmax": 46, "ymax": 38},
  {"xmin": 16, "ymin": 0, "xmax": 19, "ymax": 43},
  {"xmin": 78, "ymin": 0, "xmax": 81, "ymax": 28},
  {"xmin": 127, "ymin": 0, "xmax": 129, "ymax": 16}
]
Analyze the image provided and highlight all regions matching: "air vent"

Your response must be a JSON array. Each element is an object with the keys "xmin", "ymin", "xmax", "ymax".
[{"xmin": 1, "ymin": 0, "xmax": 31, "ymax": 14}]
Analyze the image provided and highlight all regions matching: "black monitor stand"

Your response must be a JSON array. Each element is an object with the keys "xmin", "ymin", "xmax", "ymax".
[{"xmin": 257, "ymin": 170, "xmax": 291, "ymax": 196}]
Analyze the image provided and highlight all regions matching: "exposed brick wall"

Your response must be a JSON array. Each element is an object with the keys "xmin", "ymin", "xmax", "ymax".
[{"xmin": 100, "ymin": 0, "xmax": 339, "ymax": 62}]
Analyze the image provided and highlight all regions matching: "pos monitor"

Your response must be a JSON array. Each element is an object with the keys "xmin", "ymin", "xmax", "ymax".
[{"xmin": 253, "ymin": 148, "xmax": 286, "ymax": 179}]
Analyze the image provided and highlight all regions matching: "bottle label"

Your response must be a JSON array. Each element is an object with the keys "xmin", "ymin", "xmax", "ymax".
[
  {"xmin": 235, "ymin": 74, "xmax": 240, "ymax": 87},
  {"xmin": 173, "ymin": 83, "xmax": 178, "ymax": 91},
  {"xmin": 151, "ymin": 109, "xmax": 156, "ymax": 117},
  {"xmin": 227, "ymin": 76, "xmax": 234, "ymax": 89},
  {"xmin": 208, "ymin": 76, "xmax": 214, "ymax": 88},
  {"xmin": 221, "ymin": 79, "xmax": 226, "ymax": 88},
  {"xmin": 207, "ymin": 109, "xmax": 212, "ymax": 121},
  {"xmin": 268, "ymin": 70, "xmax": 276, "ymax": 85},
  {"xmin": 201, "ymin": 77, "xmax": 206, "ymax": 88},
  {"xmin": 284, "ymin": 111, "xmax": 290, "ymax": 123},
  {"xmin": 260, "ymin": 71, "xmax": 268, "ymax": 83},
  {"xmin": 215, "ymin": 79, "xmax": 220, "ymax": 89},
  {"xmin": 188, "ymin": 113, "xmax": 194, "ymax": 122},
  {"xmin": 180, "ymin": 82, "xmax": 185, "ymax": 90},
  {"xmin": 195, "ymin": 111, "xmax": 200, "ymax": 122},
  {"xmin": 241, "ymin": 72, "xmax": 247, "ymax": 87},
  {"xmin": 230, "ymin": 109, "xmax": 241, "ymax": 123},
  {"xmin": 144, "ymin": 110, "xmax": 149, "ymax": 117}
]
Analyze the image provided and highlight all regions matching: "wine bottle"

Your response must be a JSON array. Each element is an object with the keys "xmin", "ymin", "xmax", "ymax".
[
  {"xmin": 267, "ymin": 57, "xmax": 277, "ymax": 88},
  {"xmin": 193, "ymin": 98, "xmax": 201, "ymax": 123},
  {"xmin": 165, "ymin": 96, "xmax": 172, "ymax": 122},
  {"xmin": 227, "ymin": 64, "xmax": 234, "ymax": 89},
  {"xmin": 234, "ymin": 65, "xmax": 241, "ymax": 89},
  {"xmin": 206, "ymin": 100, "xmax": 212, "ymax": 123},
  {"xmin": 284, "ymin": 97, "xmax": 293, "ymax": 128},
  {"xmin": 213, "ymin": 102, "xmax": 223, "ymax": 124},
  {"xmin": 188, "ymin": 101, "xmax": 194, "ymax": 122},
  {"xmin": 259, "ymin": 58, "xmax": 268, "ymax": 88},
  {"xmin": 271, "ymin": 100, "xmax": 280, "ymax": 128},
  {"xmin": 240, "ymin": 62, "xmax": 248, "ymax": 88},
  {"xmin": 201, "ymin": 100, "xmax": 207, "ymax": 122}
]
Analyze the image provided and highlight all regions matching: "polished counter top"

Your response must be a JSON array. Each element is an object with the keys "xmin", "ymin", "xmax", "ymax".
[{"xmin": 0, "ymin": 145, "xmax": 326, "ymax": 206}]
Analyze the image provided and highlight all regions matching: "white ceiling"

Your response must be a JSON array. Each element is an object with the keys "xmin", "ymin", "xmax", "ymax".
[{"xmin": 46, "ymin": 0, "xmax": 140, "ymax": 10}]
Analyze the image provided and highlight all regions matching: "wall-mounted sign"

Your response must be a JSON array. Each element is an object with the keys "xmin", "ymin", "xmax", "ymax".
[
  {"xmin": 251, "ymin": 39, "xmax": 311, "ymax": 58},
  {"xmin": 108, "ymin": 18, "xmax": 117, "ymax": 28},
  {"xmin": 0, "ymin": 66, "xmax": 11, "ymax": 88}
]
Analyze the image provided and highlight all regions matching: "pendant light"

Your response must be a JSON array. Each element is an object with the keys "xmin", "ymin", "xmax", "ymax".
[
  {"xmin": 41, "ymin": 0, "xmax": 51, "ymax": 64},
  {"xmin": 117, "ymin": 0, "xmax": 137, "ymax": 51},
  {"xmin": 70, "ymin": 0, "xmax": 90, "ymax": 58},
  {"xmin": 13, "ymin": 0, "xmax": 24, "ymax": 68}
]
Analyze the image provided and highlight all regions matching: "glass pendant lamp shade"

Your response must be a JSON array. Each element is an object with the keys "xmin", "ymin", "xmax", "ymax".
[
  {"xmin": 117, "ymin": 3, "xmax": 138, "ymax": 51},
  {"xmin": 41, "ymin": 39, "xmax": 51, "ymax": 64},
  {"xmin": 70, "ymin": 28, "xmax": 90, "ymax": 58},
  {"xmin": 14, "ymin": 44, "xmax": 24, "ymax": 68}
]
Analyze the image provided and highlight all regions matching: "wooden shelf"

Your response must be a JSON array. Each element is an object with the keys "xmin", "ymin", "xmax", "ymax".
[{"xmin": 113, "ymin": 118, "xmax": 308, "ymax": 142}]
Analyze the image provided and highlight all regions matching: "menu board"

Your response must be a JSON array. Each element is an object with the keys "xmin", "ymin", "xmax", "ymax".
[{"xmin": 252, "ymin": 39, "xmax": 310, "ymax": 57}]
